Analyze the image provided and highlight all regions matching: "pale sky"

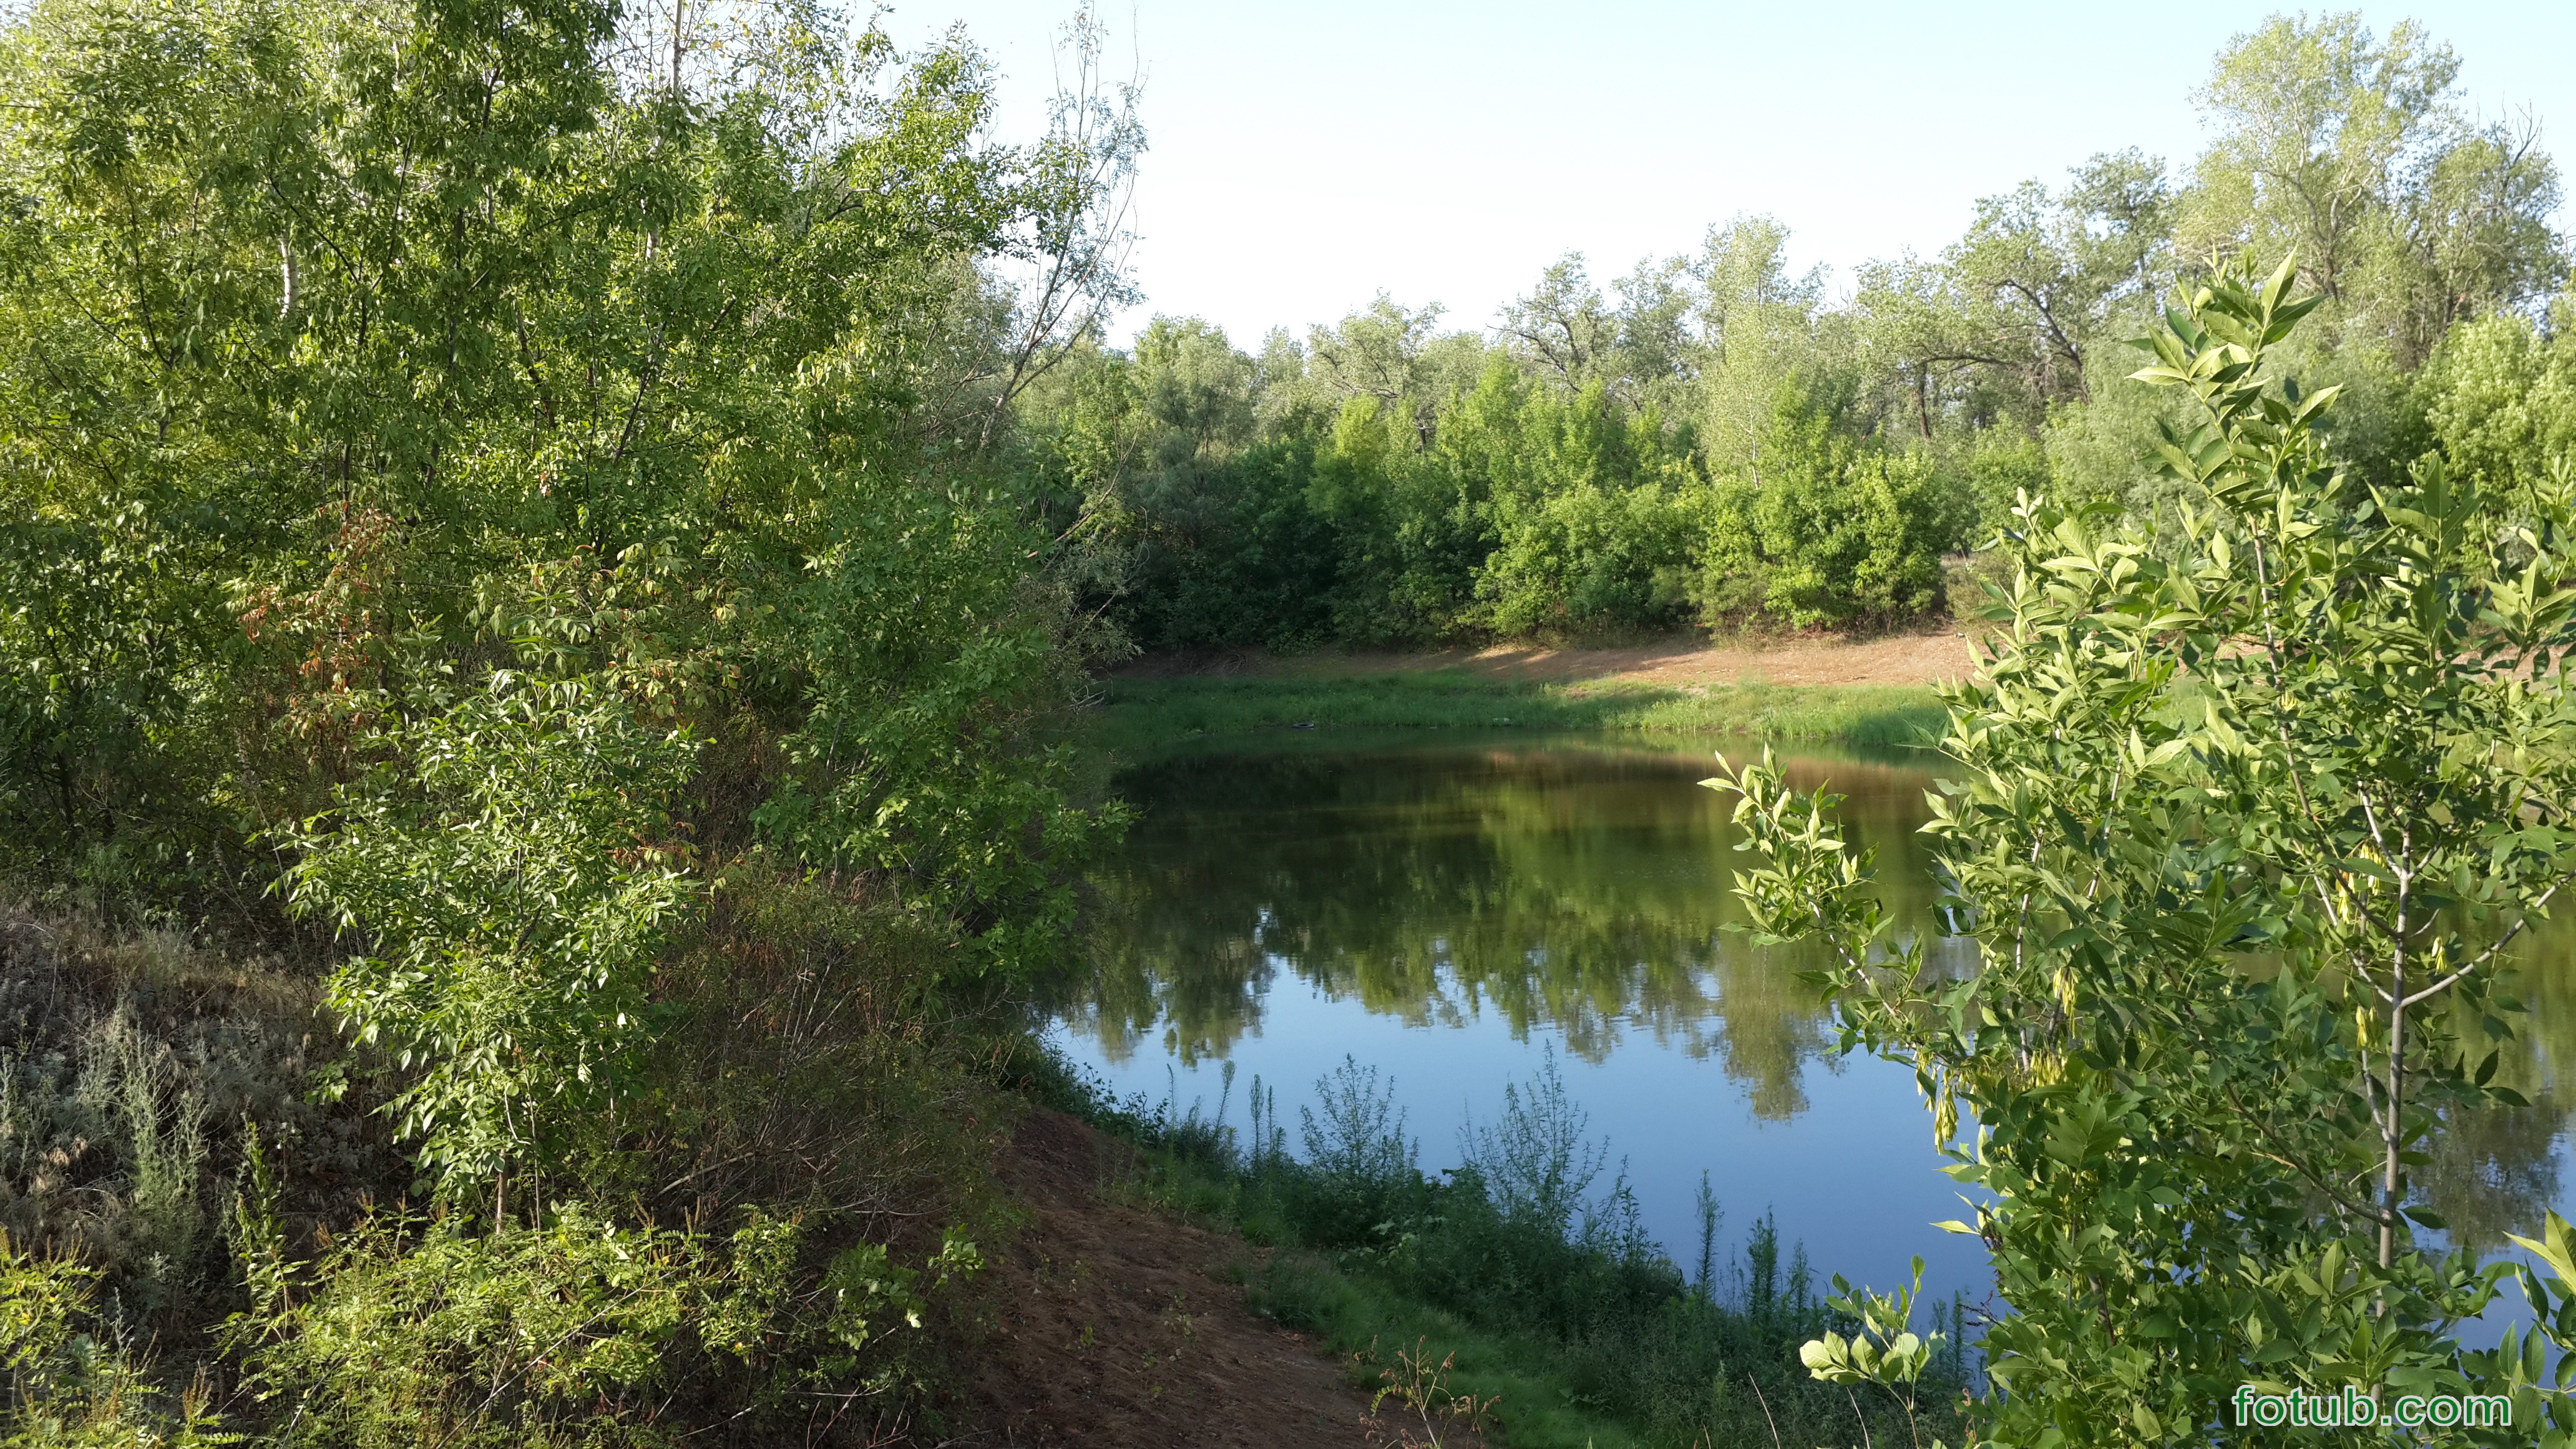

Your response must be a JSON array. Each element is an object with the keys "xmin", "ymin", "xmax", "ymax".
[{"xmin": 879, "ymin": 2, "xmax": 2576, "ymax": 349}]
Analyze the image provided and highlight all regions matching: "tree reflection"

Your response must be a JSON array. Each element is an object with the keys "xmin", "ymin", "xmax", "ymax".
[
  {"xmin": 2413, "ymin": 910, "xmax": 2576, "ymax": 1248},
  {"xmin": 1056, "ymin": 738, "xmax": 1949, "ymax": 1120},
  {"xmin": 1056, "ymin": 734, "xmax": 2576, "ymax": 1229}
]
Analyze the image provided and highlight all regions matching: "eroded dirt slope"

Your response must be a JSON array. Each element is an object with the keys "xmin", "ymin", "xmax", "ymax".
[
  {"xmin": 1120, "ymin": 628, "xmax": 1983, "ymax": 689},
  {"xmin": 942, "ymin": 1111, "xmax": 1383, "ymax": 1448}
]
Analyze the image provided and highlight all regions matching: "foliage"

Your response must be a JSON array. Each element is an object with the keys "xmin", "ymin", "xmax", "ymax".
[
  {"xmin": 1470, "ymin": 383, "xmax": 1702, "ymax": 637},
  {"xmin": 1029, "ymin": 286, "xmax": 1969, "ymax": 650},
  {"xmin": 1, "ymin": 1234, "xmax": 235, "ymax": 1447},
  {"xmin": 0, "ymin": 0, "xmax": 1128, "ymax": 942},
  {"xmin": 1021, "ymin": 13, "xmax": 2573, "ymax": 664},
  {"xmin": 1696, "ymin": 386, "xmax": 1973, "ymax": 629},
  {"xmin": 224, "ymin": 1201, "xmax": 982, "ymax": 1448},
  {"xmin": 281, "ymin": 674, "xmax": 698, "ymax": 1196},
  {"xmin": 1712, "ymin": 256, "xmax": 2576, "ymax": 1442},
  {"xmin": 2420, "ymin": 311, "xmax": 2576, "ymax": 495},
  {"xmin": 2182, "ymin": 14, "xmax": 2564, "ymax": 371}
]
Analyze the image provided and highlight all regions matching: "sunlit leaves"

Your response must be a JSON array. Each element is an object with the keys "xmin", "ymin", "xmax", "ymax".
[
  {"xmin": 1722, "ymin": 252, "xmax": 2576, "ymax": 1443},
  {"xmin": 281, "ymin": 674, "xmax": 698, "ymax": 1188}
]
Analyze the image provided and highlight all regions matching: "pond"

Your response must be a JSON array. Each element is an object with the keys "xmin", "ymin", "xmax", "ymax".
[{"xmin": 1042, "ymin": 731, "xmax": 2576, "ymax": 1317}]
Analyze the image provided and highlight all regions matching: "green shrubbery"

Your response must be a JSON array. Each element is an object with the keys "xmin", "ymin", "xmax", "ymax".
[
  {"xmin": 222, "ymin": 1201, "xmax": 981, "ymax": 1448},
  {"xmin": 1037, "ymin": 339, "xmax": 1978, "ymax": 649},
  {"xmin": 0, "ymin": 0, "xmax": 1131, "ymax": 1435}
]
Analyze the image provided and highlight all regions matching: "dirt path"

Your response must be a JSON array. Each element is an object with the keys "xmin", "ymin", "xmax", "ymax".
[
  {"xmin": 943, "ymin": 1110, "xmax": 1385, "ymax": 1447},
  {"xmin": 1122, "ymin": 630, "xmax": 1984, "ymax": 690}
]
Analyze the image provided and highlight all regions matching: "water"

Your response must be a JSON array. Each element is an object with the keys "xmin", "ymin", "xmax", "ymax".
[{"xmin": 1043, "ymin": 730, "xmax": 2576, "ymax": 1319}]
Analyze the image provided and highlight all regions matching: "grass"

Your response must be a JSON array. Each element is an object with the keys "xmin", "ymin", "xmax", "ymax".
[
  {"xmin": 1080, "ymin": 671, "xmax": 1948, "ymax": 758},
  {"xmin": 1229, "ymin": 1252, "xmax": 1654, "ymax": 1449},
  {"xmin": 1018, "ymin": 1051, "xmax": 1973, "ymax": 1449}
]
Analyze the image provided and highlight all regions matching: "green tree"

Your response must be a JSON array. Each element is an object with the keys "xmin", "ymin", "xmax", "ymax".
[
  {"xmin": 1695, "ymin": 386, "xmax": 1966, "ymax": 630},
  {"xmin": 2184, "ymin": 13, "xmax": 2564, "ymax": 370},
  {"xmin": 1856, "ymin": 150, "xmax": 2176, "ymax": 439},
  {"xmin": 1717, "ymin": 257, "xmax": 2576, "ymax": 1441},
  {"xmin": 1692, "ymin": 216, "xmax": 1841, "ymax": 477},
  {"xmin": 2420, "ymin": 311, "xmax": 2576, "ymax": 494},
  {"xmin": 0, "ymin": 0, "xmax": 1132, "ymax": 933}
]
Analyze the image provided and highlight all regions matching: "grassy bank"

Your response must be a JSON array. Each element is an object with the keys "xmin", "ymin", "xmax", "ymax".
[
  {"xmin": 1022, "ymin": 1052, "xmax": 1974, "ymax": 1449},
  {"xmin": 1083, "ymin": 672, "xmax": 1948, "ymax": 757}
]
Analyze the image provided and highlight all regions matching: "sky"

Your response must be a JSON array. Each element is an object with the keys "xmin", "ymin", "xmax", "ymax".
[{"xmin": 876, "ymin": 2, "xmax": 2576, "ymax": 349}]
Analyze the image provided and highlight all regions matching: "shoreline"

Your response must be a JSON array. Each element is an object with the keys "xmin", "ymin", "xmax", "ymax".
[{"xmin": 1080, "ymin": 667, "xmax": 1956, "ymax": 758}]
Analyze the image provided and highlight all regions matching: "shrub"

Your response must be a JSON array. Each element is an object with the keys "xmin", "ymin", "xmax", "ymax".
[
  {"xmin": 281, "ymin": 673, "xmax": 699, "ymax": 1201},
  {"xmin": 225, "ymin": 1202, "xmax": 982, "ymax": 1449},
  {"xmin": 1, "ymin": 1234, "xmax": 232, "ymax": 1448},
  {"xmin": 1695, "ymin": 385, "xmax": 1973, "ymax": 631},
  {"xmin": 1476, "ymin": 477, "xmax": 1700, "ymax": 637}
]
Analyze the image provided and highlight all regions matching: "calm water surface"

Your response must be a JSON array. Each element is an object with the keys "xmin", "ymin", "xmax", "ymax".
[{"xmin": 1043, "ymin": 731, "xmax": 2576, "ymax": 1314}]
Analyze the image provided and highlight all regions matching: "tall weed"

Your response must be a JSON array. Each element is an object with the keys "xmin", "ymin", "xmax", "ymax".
[{"xmin": 1079, "ymin": 1050, "xmax": 1973, "ymax": 1449}]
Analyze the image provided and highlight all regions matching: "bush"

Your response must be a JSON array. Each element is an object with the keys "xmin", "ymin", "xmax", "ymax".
[
  {"xmin": 1476, "ymin": 478, "xmax": 1700, "ymax": 637},
  {"xmin": 1, "ymin": 1234, "xmax": 232, "ymax": 1448},
  {"xmin": 225, "ymin": 1202, "xmax": 982, "ymax": 1449},
  {"xmin": 1695, "ymin": 388, "xmax": 1973, "ymax": 632}
]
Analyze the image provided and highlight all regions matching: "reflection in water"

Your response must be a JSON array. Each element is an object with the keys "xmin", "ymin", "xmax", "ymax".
[
  {"xmin": 2430, "ymin": 915, "xmax": 2576, "ymax": 1251},
  {"xmin": 1060, "ymin": 738, "xmax": 1948, "ymax": 1120},
  {"xmin": 1053, "ymin": 733, "xmax": 2576, "ymax": 1259}
]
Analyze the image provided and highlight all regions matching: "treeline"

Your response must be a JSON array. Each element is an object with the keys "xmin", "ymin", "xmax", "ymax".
[{"xmin": 1028, "ymin": 13, "xmax": 2575, "ymax": 649}]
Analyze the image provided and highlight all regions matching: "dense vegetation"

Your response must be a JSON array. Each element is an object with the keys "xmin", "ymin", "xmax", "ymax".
[
  {"xmin": 9, "ymin": 0, "xmax": 2576, "ymax": 1444},
  {"xmin": 1033, "ymin": 14, "xmax": 2574, "ymax": 650},
  {"xmin": 0, "ymin": 0, "xmax": 1141, "ymax": 1438}
]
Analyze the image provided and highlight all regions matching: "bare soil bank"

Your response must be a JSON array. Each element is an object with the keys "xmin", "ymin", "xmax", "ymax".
[
  {"xmin": 945, "ymin": 1110, "xmax": 1393, "ymax": 1447},
  {"xmin": 1118, "ymin": 630, "xmax": 1984, "ymax": 691}
]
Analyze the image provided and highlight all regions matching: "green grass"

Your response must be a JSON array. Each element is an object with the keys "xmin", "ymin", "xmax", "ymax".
[
  {"xmin": 1081, "ymin": 671, "xmax": 1946, "ymax": 758},
  {"xmin": 1229, "ymin": 1251, "xmax": 1654, "ymax": 1449}
]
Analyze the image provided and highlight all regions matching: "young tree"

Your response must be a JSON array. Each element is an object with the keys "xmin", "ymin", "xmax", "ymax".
[
  {"xmin": 285, "ymin": 673, "xmax": 698, "ymax": 1206},
  {"xmin": 1717, "ymin": 255, "xmax": 2576, "ymax": 1439}
]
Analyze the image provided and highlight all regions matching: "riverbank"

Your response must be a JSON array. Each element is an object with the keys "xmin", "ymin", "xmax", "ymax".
[
  {"xmin": 1082, "ymin": 631, "xmax": 1975, "ymax": 758},
  {"xmin": 1012, "ymin": 1053, "xmax": 1971, "ymax": 1449},
  {"xmin": 1116, "ymin": 628, "xmax": 1983, "ymax": 688},
  {"xmin": 1083, "ymin": 672, "xmax": 1951, "ymax": 757}
]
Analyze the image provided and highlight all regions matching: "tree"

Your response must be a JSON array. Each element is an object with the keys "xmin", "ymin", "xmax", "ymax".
[
  {"xmin": 1717, "ymin": 256, "xmax": 2576, "ymax": 1440},
  {"xmin": 2185, "ymin": 13, "xmax": 2565, "ymax": 369},
  {"xmin": 0, "ymin": 0, "xmax": 1132, "ymax": 944},
  {"xmin": 1693, "ymin": 217, "xmax": 1837, "ymax": 477},
  {"xmin": 1857, "ymin": 152, "xmax": 2177, "ymax": 436},
  {"xmin": 284, "ymin": 673, "xmax": 698, "ymax": 1202},
  {"xmin": 1500, "ymin": 255, "xmax": 1618, "ymax": 395}
]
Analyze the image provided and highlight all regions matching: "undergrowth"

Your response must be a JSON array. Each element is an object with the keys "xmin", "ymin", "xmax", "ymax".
[{"xmin": 0, "ymin": 885, "xmax": 1023, "ymax": 1447}]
